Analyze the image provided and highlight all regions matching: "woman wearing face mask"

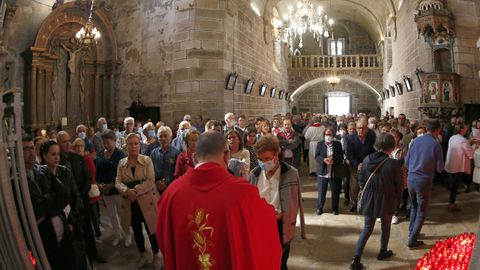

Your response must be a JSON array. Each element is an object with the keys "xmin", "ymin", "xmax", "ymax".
[
  {"xmin": 249, "ymin": 134, "xmax": 306, "ymax": 270},
  {"xmin": 140, "ymin": 122, "xmax": 159, "ymax": 156},
  {"xmin": 315, "ymin": 127, "xmax": 345, "ymax": 215}
]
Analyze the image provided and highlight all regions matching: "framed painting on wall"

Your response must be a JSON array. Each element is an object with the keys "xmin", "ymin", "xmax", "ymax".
[
  {"xmin": 245, "ymin": 79, "xmax": 254, "ymax": 94},
  {"xmin": 225, "ymin": 72, "xmax": 237, "ymax": 90},
  {"xmin": 270, "ymin": 87, "xmax": 277, "ymax": 98},
  {"xmin": 259, "ymin": 83, "xmax": 267, "ymax": 96},
  {"xmin": 395, "ymin": 81, "xmax": 403, "ymax": 95}
]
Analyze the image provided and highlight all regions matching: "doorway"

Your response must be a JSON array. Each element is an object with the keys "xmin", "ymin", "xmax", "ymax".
[{"xmin": 326, "ymin": 94, "xmax": 351, "ymax": 115}]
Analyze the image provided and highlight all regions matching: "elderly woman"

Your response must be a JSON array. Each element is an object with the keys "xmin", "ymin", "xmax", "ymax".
[
  {"xmin": 350, "ymin": 133, "xmax": 403, "ymax": 270},
  {"xmin": 444, "ymin": 119, "xmax": 475, "ymax": 211},
  {"xmin": 174, "ymin": 130, "xmax": 201, "ymax": 178},
  {"xmin": 37, "ymin": 140, "xmax": 84, "ymax": 269},
  {"xmin": 249, "ymin": 134, "xmax": 306, "ymax": 270},
  {"xmin": 95, "ymin": 130, "xmax": 128, "ymax": 247},
  {"xmin": 141, "ymin": 122, "xmax": 160, "ymax": 156},
  {"xmin": 72, "ymin": 138, "xmax": 102, "ymax": 240},
  {"xmin": 172, "ymin": 120, "xmax": 191, "ymax": 152},
  {"xmin": 115, "ymin": 133, "xmax": 161, "ymax": 268}
]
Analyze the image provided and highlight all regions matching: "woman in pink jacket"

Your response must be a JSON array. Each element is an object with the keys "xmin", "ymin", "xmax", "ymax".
[{"xmin": 444, "ymin": 120, "xmax": 475, "ymax": 211}]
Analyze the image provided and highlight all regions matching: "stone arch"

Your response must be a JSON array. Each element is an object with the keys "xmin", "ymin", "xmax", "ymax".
[
  {"xmin": 24, "ymin": 1, "xmax": 118, "ymax": 130},
  {"xmin": 290, "ymin": 75, "xmax": 382, "ymax": 102}
]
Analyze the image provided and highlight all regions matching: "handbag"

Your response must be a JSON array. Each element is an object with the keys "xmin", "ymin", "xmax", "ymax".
[
  {"xmin": 357, "ymin": 157, "xmax": 389, "ymax": 213},
  {"xmin": 88, "ymin": 184, "xmax": 101, "ymax": 198}
]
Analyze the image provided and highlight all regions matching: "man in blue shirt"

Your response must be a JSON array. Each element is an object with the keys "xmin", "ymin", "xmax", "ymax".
[
  {"xmin": 150, "ymin": 126, "xmax": 181, "ymax": 193},
  {"xmin": 405, "ymin": 119, "xmax": 444, "ymax": 248}
]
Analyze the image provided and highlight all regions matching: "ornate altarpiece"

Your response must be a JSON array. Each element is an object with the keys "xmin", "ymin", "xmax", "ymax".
[{"xmin": 23, "ymin": 1, "xmax": 118, "ymax": 130}]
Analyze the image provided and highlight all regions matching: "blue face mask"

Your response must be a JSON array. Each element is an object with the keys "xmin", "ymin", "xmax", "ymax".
[
  {"xmin": 78, "ymin": 132, "xmax": 86, "ymax": 140},
  {"xmin": 148, "ymin": 130, "xmax": 156, "ymax": 138},
  {"xmin": 259, "ymin": 159, "xmax": 276, "ymax": 172}
]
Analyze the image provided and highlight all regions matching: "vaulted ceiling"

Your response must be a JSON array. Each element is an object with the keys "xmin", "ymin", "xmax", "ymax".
[{"xmin": 252, "ymin": 0, "xmax": 399, "ymax": 43}]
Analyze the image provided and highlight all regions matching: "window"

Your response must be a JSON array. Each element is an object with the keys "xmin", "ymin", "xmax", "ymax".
[{"xmin": 328, "ymin": 38, "xmax": 345, "ymax": 55}]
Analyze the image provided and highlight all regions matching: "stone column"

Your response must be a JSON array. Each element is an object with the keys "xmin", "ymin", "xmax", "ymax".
[
  {"xmin": 44, "ymin": 68, "xmax": 53, "ymax": 124},
  {"xmin": 36, "ymin": 68, "xmax": 45, "ymax": 125},
  {"xmin": 30, "ymin": 65, "xmax": 37, "ymax": 125}
]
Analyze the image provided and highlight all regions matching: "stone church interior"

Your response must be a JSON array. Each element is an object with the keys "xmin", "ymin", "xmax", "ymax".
[{"xmin": 1, "ymin": 0, "xmax": 480, "ymax": 269}]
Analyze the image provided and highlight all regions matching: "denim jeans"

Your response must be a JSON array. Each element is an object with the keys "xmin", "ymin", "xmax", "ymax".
[
  {"xmin": 354, "ymin": 214, "xmax": 393, "ymax": 257},
  {"xmin": 317, "ymin": 176, "xmax": 341, "ymax": 211},
  {"xmin": 408, "ymin": 179, "xmax": 432, "ymax": 244}
]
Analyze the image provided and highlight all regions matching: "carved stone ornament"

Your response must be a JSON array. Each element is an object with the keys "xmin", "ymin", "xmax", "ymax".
[
  {"xmin": 417, "ymin": 72, "xmax": 460, "ymax": 119},
  {"xmin": 176, "ymin": 0, "xmax": 195, "ymax": 11},
  {"xmin": 414, "ymin": 0, "xmax": 455, "ymax": 45}
]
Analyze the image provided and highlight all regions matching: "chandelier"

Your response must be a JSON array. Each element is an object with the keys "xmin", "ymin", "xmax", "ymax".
[
  {"xmin": 75, "ymin": 0, "xmax": 101, "ymax": 47},
  {"xmin": 275, "ymin": 0, "xmax": 334, "ymax": 51},
  {"xmin": 327, "ymin": 74, "xmax": 340, "ymax": 89}
]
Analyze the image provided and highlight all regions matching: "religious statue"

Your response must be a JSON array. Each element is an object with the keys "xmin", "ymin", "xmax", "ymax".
[
  {"xmin": 428, "ymin": 80, "xmax": 438, "ymax": 100},
  {"xmin": 442, "ymin": 81, "xmax": 451, "ymax": 102},
  {"xmin": 61, "ymin": 38, "xmax": 84, "ymax": 74}
]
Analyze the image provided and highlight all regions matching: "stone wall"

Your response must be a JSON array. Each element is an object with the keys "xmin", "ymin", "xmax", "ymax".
[
  {"xmin": 4, "ymin": 0, "xmax": 54, "ymax": 90},
  {"xmin": 295, "ymin": 80, "xmax": 380, "ymax": 114},
  {"xmin": 383, "ymin": 0, "xmax": 480, "ymax": 120},
  {"xmin": 223, "ymin": 0, "xmax": 289, "ymax": 119}
]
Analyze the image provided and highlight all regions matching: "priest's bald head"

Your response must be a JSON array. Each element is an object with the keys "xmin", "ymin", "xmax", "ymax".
[{"xmin": 196, "ymin": 131, "xmax": 230, "ymax": 167}]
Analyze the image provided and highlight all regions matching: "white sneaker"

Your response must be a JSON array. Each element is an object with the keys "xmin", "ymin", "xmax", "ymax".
[
  {"xmin": 112, "ymin": 236, "xmax": 122, "ymax": 247},
  {"xmin": 391, "ymin": 215, "xmax": 399, "ymax": 224},
  {"xmin": 124, "ymin": 233, "xmax": 132, "ymax": 248},
  {"xmin": 136, "ymin": 254, "xmax": 147, "ymax": 268}
]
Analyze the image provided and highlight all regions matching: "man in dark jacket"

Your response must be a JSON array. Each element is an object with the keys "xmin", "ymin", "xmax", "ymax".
[
  {"xmin": 315, "ymin": 127, "xmax": 344, "ymax": 215},
  {"xmin": 346, "ymin": 120, "xmax": 376, "ymax": 212},
  {"xmin": 58, "ymin": 131, "xmax": 105, "ymax": 266}
]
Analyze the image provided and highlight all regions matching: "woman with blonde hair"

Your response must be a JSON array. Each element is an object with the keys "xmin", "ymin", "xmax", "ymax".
[{"xmin": 115, "ymin": 133, "xmax": 162, "ymax": 268}]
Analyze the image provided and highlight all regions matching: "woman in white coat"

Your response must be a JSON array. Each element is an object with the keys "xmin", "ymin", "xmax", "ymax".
[
  {"xmin": 444, "ymin": 121, "xmax": 475, "ymax": 211},
  {"xmin": 304, "ymin": 116, "xmax": 326, "ymax": 175}
]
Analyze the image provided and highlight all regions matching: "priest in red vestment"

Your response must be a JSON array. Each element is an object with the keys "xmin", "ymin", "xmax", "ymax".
[{"xmin": 157, "ymin": 131, "xmax": 281, "ymax": 270}]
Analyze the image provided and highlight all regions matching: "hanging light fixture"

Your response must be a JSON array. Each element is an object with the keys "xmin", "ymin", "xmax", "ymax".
[
  {"xmin": 75, "ymin": 0, "xmax": 101, "ymax": 47},
  {"xmin": 327, "ymin": 73, "xmax": 340, "ymax": 89},
  {"xmin": 276, "ymin": 0, "xmax": 334, "ymax": 52}
]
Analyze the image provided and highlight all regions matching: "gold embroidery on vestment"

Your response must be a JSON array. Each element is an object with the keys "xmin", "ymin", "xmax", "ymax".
[{"xmin": 189, "ymin": 208, "xmax": 215, "ymax": 270}]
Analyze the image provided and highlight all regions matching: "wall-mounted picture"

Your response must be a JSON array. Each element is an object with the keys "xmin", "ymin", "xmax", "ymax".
[
  {"xmin": 385, "ymin": 89, "xmax": 390, "ymax": 99},
  {"xmin": 381, "ymin": 91, "xmax": 386, "ymax": 100},
  {"xmin": 285, "ymin": 92, "xmax": 291, "ymax": 101},
  {"xmin": 403, "ymin": 76, "xmax": 413, "ymax": 92},
  {"xmin": 259, "ymin": 83, "xmax": 267, "ymax": 96},
  {"xmin": 395, "ymin": 81, "xmax": 403, "ymax": 95},
  {"xmin": 270, "ymin": 87, "xmax": 277, "ymax": 98},
  {"xmin": 415, "ymin": 68, "xmax": 423, "ymax": 89},
  {"xmin": 279, "ymin": 90, "xmax": 285, "ymax": 100},
  {"xmin": 225, "ymin": 72, "xmax": 238, "ymax": 90},
  {"xmin": 244, "ymin": 79, "xmax": 254, "ymax": 94},
  {"xmin": 389, "ymin": 85, "xmax": 396, "ymax": 97}
]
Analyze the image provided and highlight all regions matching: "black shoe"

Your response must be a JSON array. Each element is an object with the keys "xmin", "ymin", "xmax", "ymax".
[
  {"xmin": 350, "ymin": 256, "xmax": 363, "ymax": 270},
  {"xmin": 349, "ymin": 206, "xmax": 357, "ymax": 213},
  {"xmin": 465, "ymin": 186, "xmax": 471, "ymax": 193},
  {"xmin": 408, "ymin": 240, "xmax": 425, "ymax": 249},
  {"xmin": 94, "ymin": 255, "xmax": 107, "ymax": 264},
  {"xmin": 333, "ymin": 210, "xmax": 339, "ymax": 215},
  {"xmin": 316, "ymin": 209, "xmax": 323, "ymax": 215},
  {"xmin": 309, "ymin": 172, "xmax": 317, "ymax": 177},
  {"xmin": 377, "ymin": 250, "xmax": 393, "ymax": 260},
  {"xmin": 344, "ymin": 199, "xmax": 350, "ymax": 206}
]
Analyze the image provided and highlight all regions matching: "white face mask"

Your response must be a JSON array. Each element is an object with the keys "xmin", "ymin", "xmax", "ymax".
[
  {"xmin": 325, "ymin": 136, "xmax": 334, "ymax": 143},
  {"xmin": 339, "ymin": 130, "xmax": 346, "ymax": 137},
  {"xmin": 229, "ymin": 120, "xmax": 237, "ymax": 126},
  {"xmin": 101, "ymin": 123, "xmax": 108, "ymax": 131},
  {"xmin": 259, "ymin": 159, "xmax": 276, "ymax": 172},
  {"xmin": 368, "ymin": 123, "xmax": 376, "ymax": 129},
  {"xmin": 78, "ymin": 132, "xmax": 86, "ymax": 140},
  {"xmin": 417, "ymin": 133, "xmax": 424, "ymax": 137},
  {"xmin": 337, "ymin": 121, "xmax": 343, "ymax": 126}
]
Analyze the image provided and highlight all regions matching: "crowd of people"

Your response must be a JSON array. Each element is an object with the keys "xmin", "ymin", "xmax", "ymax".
[{"xmin": 21, "ymin": 111, "xmax": 480, "ymax": 270}]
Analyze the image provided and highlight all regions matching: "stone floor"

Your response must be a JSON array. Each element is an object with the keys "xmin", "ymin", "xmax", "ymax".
[{"xmin": 94, "ymin": 163, "xmax": 480, "ymax": 270}]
